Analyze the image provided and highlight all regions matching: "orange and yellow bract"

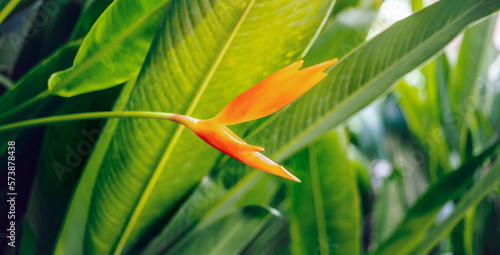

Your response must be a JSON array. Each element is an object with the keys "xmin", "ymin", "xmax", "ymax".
[{"xmin": 172, "ymin": 58, "xmax": 338, "ymax": 182}]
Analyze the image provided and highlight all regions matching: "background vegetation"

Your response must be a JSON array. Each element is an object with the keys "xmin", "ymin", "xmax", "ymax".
[{"xmin": 0, "ymin": 0, "xmax": 499, "ymax": 254}]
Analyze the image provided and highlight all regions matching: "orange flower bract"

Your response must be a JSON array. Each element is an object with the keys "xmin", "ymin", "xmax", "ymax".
[{"xmin": 172, "ymin": 59, "xmax": 338, "ymax": 182}]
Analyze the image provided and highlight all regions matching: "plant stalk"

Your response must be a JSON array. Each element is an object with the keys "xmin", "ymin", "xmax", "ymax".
[{"xmin": 0, "ymin": 111, "xmax": 177, "ymax": 132}]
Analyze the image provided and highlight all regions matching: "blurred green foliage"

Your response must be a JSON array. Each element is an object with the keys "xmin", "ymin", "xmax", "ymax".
[{"xmin": 0, "ymin": 0, "xmax": 499, "ymax": 254}]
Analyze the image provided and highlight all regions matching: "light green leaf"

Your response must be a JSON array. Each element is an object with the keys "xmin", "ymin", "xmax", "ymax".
[
  {"xmin": 57, "ymin": 0, "xmax": 334, "ymax": 254},
  {"xmin": 414, "ymin": 159, "xmax": 500, "ymax": 254},
  {"xmin": 48, "ymin": 0, "xmax": 171, "ymax": 97},
  {"xmin": 287, "ymin": 130, "xmax": 361, "ymax": 255}
]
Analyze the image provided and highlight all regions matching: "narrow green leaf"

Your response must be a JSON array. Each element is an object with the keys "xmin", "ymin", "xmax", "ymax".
[
  {"xmin": 48, "ymin": 0, "xmax": 171, "ymax": 97},
  {"xmin": 448, "ymin": 14, "xmax": 498, "ymax": 155},
  {"xmin": 69, "ymin": 0, "xmax": 334, "ymax": 254},
  {"xmin": 371, "ymin": 134, "xmax": 500, "ymax": 255},
  {"xmin": 287, "ymin": 130, "xmax": 361, "ymax": 255},
  {"xmin": 0, "ymin": 0, "xmax": 21, "ymax": 25},
  {"xmin": 239, "ymin": 0, "xmax": 500, "ymax": 171},
  {"xmin": 414, "ymin": 160, "xmax": 500, "ymax": 254}
]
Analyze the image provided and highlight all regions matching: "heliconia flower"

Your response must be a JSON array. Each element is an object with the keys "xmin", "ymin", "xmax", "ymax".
[{"xmin": 172, "ymin": 59, "xmax": 337, "ymax": 182}]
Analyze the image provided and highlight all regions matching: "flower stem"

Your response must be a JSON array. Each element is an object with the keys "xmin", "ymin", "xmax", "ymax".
[{"xmin": 0, "ymin": 111, "xmax": 177, "ymax": 132}]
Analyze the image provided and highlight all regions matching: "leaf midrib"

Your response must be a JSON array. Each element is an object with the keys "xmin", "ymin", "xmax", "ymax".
[
  {"xmin": 257, "ymin": 0, "xmax": 484, "ymax": 161},
  {"xmin": 50, "ymin": 1, "xmax": 169, "ymax": 93},
  {"xmin": 110, "ymin": 0, "xmax": 257, "ymax": 253}
]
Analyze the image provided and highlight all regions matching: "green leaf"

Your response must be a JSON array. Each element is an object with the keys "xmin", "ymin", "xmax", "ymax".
[
  {"xmin": 19, "ymin": 87, "xmax": 120, "ymax": 255},
  {"xmin": 224, "ymin": 0, "xmax": 500, "ymax": 181},
  {"xmin": 448, "ymin": 14, "xmax": 498, "ymax": 155},
  {"xmin": 0, "ymin": 1, "xmax": 41, "ymax": 73},
  {"xmin": 141, "ymin": 177, "xmax": 226, "ymax": 254},
  {"xmin": 414, "ymin": 159, "xmax": 500, "ymax": 254},
  {"xmin": 70, "ymin": 0, "xmax": 114, "ymax": 39},
  {"xmin": 57, "ymin": 1, "xmax": 334, "ymax": 253},
  {"xmin": 47, "ymin": 0, "xmax": 171, "ymax": 97},
  {"xmin": 53, "ymin": 78, "xmax": 136, "ymax": 255},
  {"xmin": 304, "ymin": 7, "xmax": 375, "ymax": 66},
  {"xmin": 160, "ymin": 172, "xmax": 280, "ymax": 254},
  {"xmin": 166, "ymin": 206, "xmax": 277, "ymax": 255},
  {"xmin": 0, "ymin": 40, "xmax": 81, "ymax": 155},
  {"xmin": 0, "ymin": 0, "xmax": 22, "ymax": 25},
  {"xmin": 371, "ymin": 134, "xmax": 500, "ymax": 255},
  {"xmin": 287, "ymin": 130, "xmax": 361, "ymax": 255}
]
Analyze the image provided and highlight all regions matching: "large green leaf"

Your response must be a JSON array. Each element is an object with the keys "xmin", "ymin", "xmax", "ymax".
[
  {"xmin": 47, "ymin": 0, "xmax": 171, "ymax": 97},
  {"xmin": 414, "ymin": 159, "xmax": 500, "ymax": 254},
  {"xmin": 371, "ymin": 134, "xmax": 500, "ymax": 255},
  {"xmin": 56, "ymin": 0, "xmax": 335, "ymax": 254},
  {"xmin": 222, "ymin": 0, "xmax": 500, "ymax": 179},
  {"xmin": 287, "ymin": 130, "xmax": 361, "ymax": 255}
]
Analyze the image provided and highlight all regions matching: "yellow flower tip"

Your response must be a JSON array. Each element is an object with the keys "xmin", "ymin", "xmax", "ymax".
[{"xmin": 279, "ymin": 165, "xmax": 301, "ymax": 183}]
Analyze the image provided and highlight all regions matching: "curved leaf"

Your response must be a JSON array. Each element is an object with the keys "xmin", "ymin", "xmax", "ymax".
[
  {"xmin": 287, "ymin": 130, "xmax": 361, "ymax": 255},
  {"xmin": 56, "ymin": 0, "xmax": 335, "ymax": 254},
  {"xmin": 48, "ymin": 0, "xmax": 171, "ymax": 97}
]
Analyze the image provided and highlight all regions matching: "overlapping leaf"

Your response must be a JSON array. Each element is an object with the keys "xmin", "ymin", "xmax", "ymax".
[
  {"xmin": 56, "ymin": 0, "xmax": 335, "ymax": 254},
  {"xmin": 48, "ymin": 0, "xmax": 171, "ymax": 96},
  {"xmin": 237, "ymin": 0, "xmax": 500, "ymax": 168}
]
